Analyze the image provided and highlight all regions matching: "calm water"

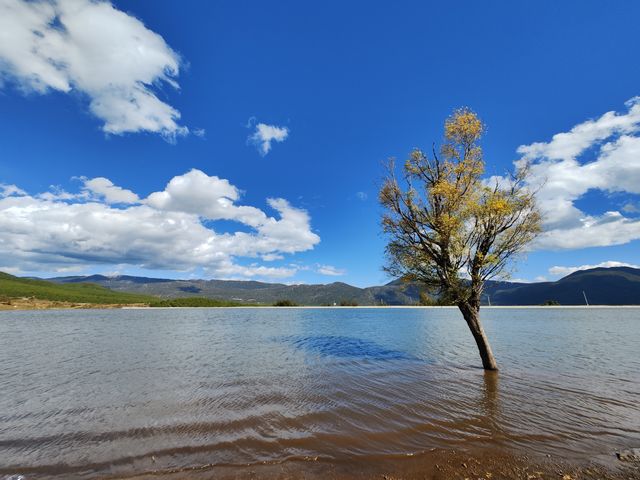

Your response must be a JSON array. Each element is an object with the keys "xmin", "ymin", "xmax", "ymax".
[{"xmin": 0, "ymin": 307, "xmax": 639, "ymax": 479}]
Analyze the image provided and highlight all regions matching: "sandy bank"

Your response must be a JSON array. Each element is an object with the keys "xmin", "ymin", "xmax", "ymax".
[{"xmin": 0, "ymin": 297, "xmax": 147, "ymax": 310}]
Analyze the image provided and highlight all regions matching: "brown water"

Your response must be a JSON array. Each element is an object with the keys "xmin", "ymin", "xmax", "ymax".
[{"xmin": 0, "ymin": 307, "xmax": 638, "ymax": 479}]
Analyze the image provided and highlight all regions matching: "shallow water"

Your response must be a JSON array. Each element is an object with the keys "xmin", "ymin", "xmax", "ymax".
[{"xmin": 0, "ymin": 307, "xmax": 638, "ymax": 479}]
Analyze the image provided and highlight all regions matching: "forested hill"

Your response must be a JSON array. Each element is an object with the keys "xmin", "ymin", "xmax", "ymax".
[
  {"xmin": 40, "ymin": 266, "xmax": 640, "ymax": 306},
  {"xmin": 0, "ymin": 271, "xmax": 153, "ymax": 305}
]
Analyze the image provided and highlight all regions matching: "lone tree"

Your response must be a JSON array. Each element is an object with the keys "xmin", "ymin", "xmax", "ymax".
[{"xmin": 380, "ymin": 108, "xmax": 541, "ymax": 370}]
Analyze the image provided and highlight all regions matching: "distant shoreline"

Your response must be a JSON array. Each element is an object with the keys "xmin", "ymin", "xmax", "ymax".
[
  {"xmin": 4, "ymin": 266, "xmax": 640, "ymax": 311},
  {"xmin": 3, "ymin": 302, "xmax": 639, "ymax": 312},
  {"xmin": 123, "ymin": 304, "xmax": 640, "ymax": 309}
]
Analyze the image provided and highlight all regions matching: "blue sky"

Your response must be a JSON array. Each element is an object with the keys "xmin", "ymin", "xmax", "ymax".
[{"xmin": 0, "ymin": 0, "xmax": 639, "ymax": 286}]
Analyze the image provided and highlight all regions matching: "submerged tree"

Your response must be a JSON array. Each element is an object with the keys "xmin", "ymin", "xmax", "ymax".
[{"xmin": 380, "ymin": 108, "xmax": 541, "ymax": 370}]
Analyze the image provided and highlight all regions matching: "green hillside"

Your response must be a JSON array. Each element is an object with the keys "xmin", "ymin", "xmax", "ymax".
[{"xmin": 0, "ymin": 271, "xmax": 155, "ymax": 305}]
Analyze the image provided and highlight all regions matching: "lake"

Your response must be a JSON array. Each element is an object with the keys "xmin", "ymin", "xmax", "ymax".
[{"xmin": 0, "ymin": 307, "xmax": 639, "ymax": 479}]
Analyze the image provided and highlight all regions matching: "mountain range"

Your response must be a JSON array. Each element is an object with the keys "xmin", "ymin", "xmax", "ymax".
[{"xmin": 45, "ymin": 266, "xmax": 640, "ymax": 306}]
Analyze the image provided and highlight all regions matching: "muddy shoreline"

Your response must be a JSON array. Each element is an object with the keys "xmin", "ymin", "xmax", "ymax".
[{"xmin": 116, "ymin": 448, "xmax": 640, "ymax": 480}]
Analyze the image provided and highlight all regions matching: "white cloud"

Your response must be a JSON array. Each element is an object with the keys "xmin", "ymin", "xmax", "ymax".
[
  {"xmin": 146, "ymin": 169, "xmax": 267, "ymax": 227},
  {"xmin": 257, "ymin": 198, "xmax": 320, "ymax": 254},
  {"xmin": 518, "ymin": 98, "xmax": 640, "ymax": 162},
  {"xmin": 548, "ymin": 261, "xmax": 640, "ymax": 278},
  {"xmin": 37, "ymin": 185, "xmax": 86, "ymax": 202},
  {"xmin": 204, "ymin": 261, "xmax": 296, "ymax": 279},
  {"xmin": 0, "ymin": 0, "xmax": 188, "ymax": 140},
  {"xmin": 316, "ymin": 264, "xmax": 346, "ymax": 276},
  {"xmin": 82, "ymin": 177, "xmax": 139, "ymax": 204},
  {"xmin": 248, "ymin": 121, "xmax": 289, "ymax": 155},
  {"xmin": 0, "ymin": 184, "xmax": 26, "ymax": 197},
  {"xmin": 622, "ymin": 202, "xmax": 640, "ymax": 214},
  {"xmin": 0, "ymin": 169, "xmax": 320, "ymax": 279},
  {"xmin": 261, "ymin": 253, "xmax": 284, "ymax": 261},
  {"xmin": 0, "ymin": 266, "xmax": 22, "ymax": 275},
  {"xmin": 535, "ymin": 211, "xmax": 640, "ymax": 250},
  {"xmin": 512, "ymin": 97, "xmax": 640, "ymax": 249},
  {"xmin": 356, "ymin": 191, "xmax": 368, "ymax": 201}
]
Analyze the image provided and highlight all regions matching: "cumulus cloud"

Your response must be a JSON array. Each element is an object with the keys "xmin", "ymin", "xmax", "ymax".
[
  {"xmin": 0, "ymin": 0, "xmax": 188, "ymax": 140},
  {"xmin": 82, "ymin": 177, "xmax": 139, "ymax": 204},
  {"xmin": 512, "ymin": 97, "xmax": 640, "ymax": 250},
  {"xmin": 147, "ymin": 169, "xmax": 266, "ymax": 227},
  {"xmin": 248, "ymin": 120, "xmax": 289, "ymax": 155},
  {"xmin": 548, "ymin": 261, "xmax": 640, "ymax": 277},
  {"xmin": 316, "ymin": 264, "xmax": 346, "ymax": 276},
  {"xmin": 0, "ymin": 170, "xmax": 320, "ymax": 279}
]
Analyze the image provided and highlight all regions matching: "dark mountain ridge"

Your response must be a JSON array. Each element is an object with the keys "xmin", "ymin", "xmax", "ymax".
[{"xmin": 490, "ymin": 267, "xmax": 640, "ymax": 306}]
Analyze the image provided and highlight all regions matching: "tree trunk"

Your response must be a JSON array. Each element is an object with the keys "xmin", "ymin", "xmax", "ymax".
[{"xmin": 458, "ymin": 302, "xmax": 498, "ymax": 371}]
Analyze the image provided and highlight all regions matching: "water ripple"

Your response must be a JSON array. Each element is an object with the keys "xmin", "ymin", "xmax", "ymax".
[{"xmin": 0, "ymin": 307, "xmax": 638, "ymax": 479}]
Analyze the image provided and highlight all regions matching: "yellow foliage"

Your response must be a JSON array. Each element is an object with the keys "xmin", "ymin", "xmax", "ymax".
[
  {"xmin": 485, "ymin": 196, "xmax": 512, "ymax": 215},
  {"xmin": 444, "ymin": 108, "xmax": 484, "ymax": 145},
  {"xmin": 431, "ymin": 180, "xmax": 458, "ymax": 199}
]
